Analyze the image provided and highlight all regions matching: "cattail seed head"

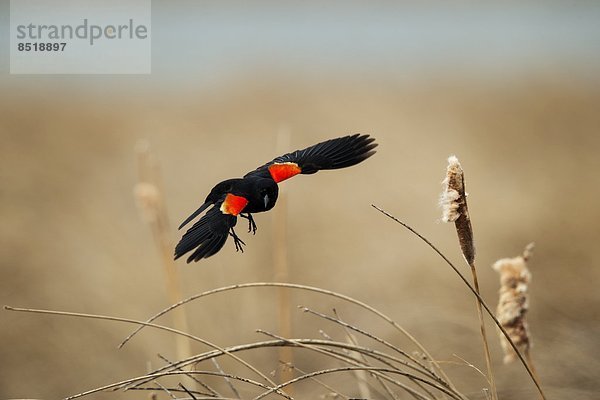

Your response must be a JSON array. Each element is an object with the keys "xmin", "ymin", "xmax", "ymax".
[
  {"xmin": 440, "ymin": 155, "xmax": 475, "ymax": 264},
  {"xmin": 134, "ymin": 182, "xmax": 161, "ymax": 223},
  {"xmin": 493, "ymin": 243, "xmax": 534, "ymax": 363}
]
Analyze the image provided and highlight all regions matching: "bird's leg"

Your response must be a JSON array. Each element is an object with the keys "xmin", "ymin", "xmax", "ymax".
[
  {"xmin": 229, "ymin": 227, "xmax": 246, "ymax": 253},
  {"xmin": 240, "ymin": 213, "xmax": 257, "ymax": 235}
]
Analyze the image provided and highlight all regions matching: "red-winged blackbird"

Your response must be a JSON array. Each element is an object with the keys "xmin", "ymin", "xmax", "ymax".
[{"xmin": 175, "ymin": 134, "xmax": 377, "ymax": 262}]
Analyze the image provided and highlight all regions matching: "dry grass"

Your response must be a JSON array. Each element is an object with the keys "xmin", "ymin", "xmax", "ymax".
[
  {"xmin": 1, "ymin": 77, "xmax": 600, "ymax": 399},
  {"xmin": 6, "ymin": 283, "xmax": 470, "ymax": 400},
  {"xmin": 5, "ymin": 169, "xmax": 547, "ymax": 399}
]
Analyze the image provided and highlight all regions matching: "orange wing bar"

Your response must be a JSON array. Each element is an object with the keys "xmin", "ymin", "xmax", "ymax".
[
  {"xmin": 220, "ymin": 193, "xmax": 249, "ymax": 216},
  {"xmin": 268, "ymin": 162, "xmax": 302, "ymax": 183}
]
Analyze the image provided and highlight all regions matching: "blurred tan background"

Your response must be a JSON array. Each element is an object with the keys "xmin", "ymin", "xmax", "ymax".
[{"xmin": 1, "ymin": 1, "xmax": 599, "ymax": 399}]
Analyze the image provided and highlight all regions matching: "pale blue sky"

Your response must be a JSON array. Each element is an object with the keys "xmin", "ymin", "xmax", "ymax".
[{"xmin": 2, "ymin": 1, "xmax": 600, "ymax": 87}]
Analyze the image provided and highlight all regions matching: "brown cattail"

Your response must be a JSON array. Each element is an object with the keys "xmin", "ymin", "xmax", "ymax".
[
  {"xmin": 440, "ymin": 155, "xmax": 498, "ymax": 400},
  {"xmin": 440, "ymin": 155, "xmax": 475, "ymax": 264},
  {"xmin": 493, "ymin": 243, "xmax": 534, "ymax": 363}
]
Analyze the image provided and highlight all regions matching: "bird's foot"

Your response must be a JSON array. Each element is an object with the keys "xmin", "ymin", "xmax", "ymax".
[
  {"xmin": 240, "ymin": 213, "xmax": 257, "ymax": 235},
  {"xmin": 229, "ymin": 228, "xmax": 246, "ymax": 253}
]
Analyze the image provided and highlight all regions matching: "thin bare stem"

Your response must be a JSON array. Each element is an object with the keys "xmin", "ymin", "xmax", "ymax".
[
  {"xmin": 152, "ymin": 380, "xmax": 178, "ymax": 399},
  {"xmin": 281, "ymin": 362, "xmax": 349, "ymax": 399},
  {"xmin": 179, "ymin": 384, "xmax": 199, "ymax": 400},
  {"xmin": 333, "ymin": 309, "xmax": 373, "ymax": 399},
  {"xmin": 66, "ymin": 370, "xmax": 291, "ymax": 400},
  {"xmin": 157, "ymin": 354, "xmax": 222, "ymax": 398},
  {"xmin": 211, "ymin": 358, "xmax": 241, "ymax": 399},
  {"xmin": 256, "ymin": 330, "xmax": 460, "ymax": 400},
  {"xmin": 440, "ymin": 354, "xmax": 490, "ymax": 384},
  {"xmin": 306, "ymin": 307, "xmax": 440, "ymax": 400},
  {"xmin": 300, "ymin": 306, "xmax": 443, "ymax": 385},
  {"xmin": 254, "ymin": 366, "xmax": 459, "ymax": 400},
  {"xmin": 469, "ymin": 262, "xmax": 497, "ymax": 400},
  {"xmin": 525, "ymin": 350, "xmax": 542, "ymax": 392},
  {"xmin": 124, "ymin": 386, "xmax": 220, "ymax": 398},
  {"xmin": 3, "ymin": 305, "xmax": 282, "ymax": 398},
  {"xmin": 147, "ymin": 338, "xmax": 445, "ymax": 388},
  {"xmin": 333, "ymin": 309, "xmax": 399, "ymax": 400},
  {"xmin": 118, "ymin": 282, "xmax": 455, "ymax": 391},
  {"xmin": 273, "ymin": 126, "xmax": 294, "ymax": 393},
  {"xmin": 258, "ymin": 332, "xmax": 392, "ymax": 400}
]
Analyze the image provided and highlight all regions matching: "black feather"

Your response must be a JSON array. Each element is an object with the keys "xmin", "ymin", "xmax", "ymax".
[
  {"xmin": 245, "ymin": 134, "xmax": 377, "ymax": 179},
  {"xmin": 174, "ymin": 205, "xmax": 237, "ymax": 262}
]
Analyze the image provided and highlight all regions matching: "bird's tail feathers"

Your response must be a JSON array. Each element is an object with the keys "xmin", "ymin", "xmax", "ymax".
[
  {"xmin": 175, "ymin": 206, "xmax": 237, "ymax": 262},
  {"xmin": 178, "ymin": 201, "xmax": 212, "ymax": 230}
]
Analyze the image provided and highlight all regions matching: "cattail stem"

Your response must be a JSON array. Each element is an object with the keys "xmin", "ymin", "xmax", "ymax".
[
  {"xmin": 525, "ymin": 350, "xmax": 541, "ymax": 389},
  {"xmin": 469, "ymin": 262, "xmax": 498, "ymax": 400}
]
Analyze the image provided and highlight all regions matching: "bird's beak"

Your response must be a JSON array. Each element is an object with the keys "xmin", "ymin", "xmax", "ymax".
[{"xmin": 264, "ymin": 194, "xmax": 269, "ymax": 208}]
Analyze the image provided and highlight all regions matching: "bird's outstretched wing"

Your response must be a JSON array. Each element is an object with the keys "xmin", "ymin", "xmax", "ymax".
[
  {"xmin": 175, "ymin": 195, "xmax": 245, "ymax": 262},
  {"xmin": 244, "ymin": 133, "xmax": 377, "ymax": 182}
]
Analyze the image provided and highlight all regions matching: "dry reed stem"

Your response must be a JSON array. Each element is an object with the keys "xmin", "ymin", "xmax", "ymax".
[
  {"xmin": 440, "ymin": 155, "xmax": 497, "ymax": 400},
  {"xmin": 211, "ymin": 358, "xmax": 242, "ymax": 399},
  {"xmin": 137, "ymin": 297, "xmax": 451, "ymax": 397},
  {"xmin": 142, "ymin": 326, "xmax": 443, "ymax": 398},
  {"xmin": 158, "ymin": 353, "xmax": 222, "ymax": 397},
  {"xmin": 257, "ymin": 330, "xmax": 455, "ymax": 400},
  {"xmin": 300, "ymin": 306, "xmax": 443, "ymax": 385},
  {"xmin": 273, "ymin": 128, "xmax": 294, "ymax": 393},
  {"xmin": 371, "ymin": 205, "xmax": 547, "ymax": 400},
  {"xmin": 133, "ymin": 370, "xmax": 289, "ymax": 399},
  {"xmin": 166, "ymin": 336, "xmax": 456, "ymax": 399},
  {"xmin": 493, "ymin": 243, "xmax": 535, "ymax": 366},
  {"xmin": 150, "ymin": 337, "xmax": 444, "ymax": 388},
  {"xmin": 342, "ymin": 328, "xmax": 374, "ymax": 399},
  {"xmin": 124, "ymin": 385, "xmax": 216, "ymax": 398},
  {"xmin": 6, "ymin": 302, "xmax": 464, "ymax": 398},
  {"xmin": 277, "ymin": 362, "xmax": 348, "ymax": 399},
  {"xmin": 330, "ymin": 308, "xmax": 433, "ymax": 400},
  {"xmin": 3, "ymin": 305, "xmax": 285, "ymax": 400},
  {"xmin": 256, "ymin": 330, "xmax": 415, "ymax": 399},
  {"xmin": 133, "ymin": 140, "xmax": 192, "ymax": 370},
  {"xmin": 468, "ymin": 269, "xmax": 496, "ymax": 399},
  {"xmin": 451, "ymin": 354, "xmax": 489, "ymax": 384},
  {"xmin": 118, "ymin": 281, "xmax": 457, "ymax": 395},
  {"xmin": 254, "ymin": 366, "xmax": 458, "ymax": 400},
  {"xmin": 332, "ymin": 309, "xmax": 388, "ymax": 399}
]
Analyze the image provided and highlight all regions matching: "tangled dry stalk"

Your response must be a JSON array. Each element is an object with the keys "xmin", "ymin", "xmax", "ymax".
[{"xmin": 6, "ymin": 281, "xmax": 470, "ymax": 400}]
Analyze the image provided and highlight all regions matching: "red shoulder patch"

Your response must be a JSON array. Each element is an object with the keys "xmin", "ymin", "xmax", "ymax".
[
  {"xmin": 268, "ymin": 162, "xmax": 302, "ymax": 183},
  {"xmin": 220, "ymin": 193, "xmax": 249, "ymax": 216}
]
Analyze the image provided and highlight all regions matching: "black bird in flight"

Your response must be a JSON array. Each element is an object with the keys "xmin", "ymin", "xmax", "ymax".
[{"xmin": 175, "ymin": 134, "xmax": 377, "ymax": 263}]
